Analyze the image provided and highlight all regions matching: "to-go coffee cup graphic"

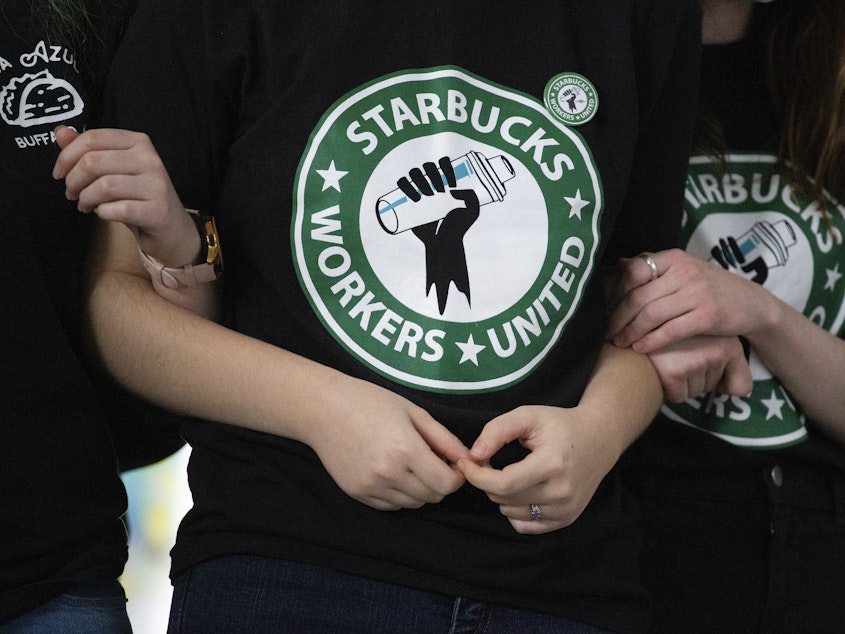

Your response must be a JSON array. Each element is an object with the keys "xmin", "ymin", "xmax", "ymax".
[
  {"xmin": 376, "ymin": 151, "xmax": 515, "ymax": 234},
  {"xmin": 709, "ymin": 219, "xmax": 797, "ymax": 269}
]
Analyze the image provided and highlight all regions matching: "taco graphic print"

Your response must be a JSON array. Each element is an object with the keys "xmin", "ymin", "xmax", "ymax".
[
  {"xmin": 293, "ymin": 67, "xmax": 603, "ymax": 393},
  {"xmin": 2, "ymin": 39, "xmax": 88, "ymax": 152},
  {"xmin": 663, "ymin": 153, "xmax": 845, "ymax": 448},
  {"xmin": 1, "ymin": 69, "xmax": 83, "ymax": 128}
]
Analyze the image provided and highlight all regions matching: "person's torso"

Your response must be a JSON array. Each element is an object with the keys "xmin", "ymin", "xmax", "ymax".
[
  {"xmin": 636, "ymin": 36, "xmax": 845, "ymax": 475},
  {"xmin": 105, "ymin": 2, "xmax": 700, "ymax": 630},
  {"xmin": 0, "ymin": 3, "xmax": 130, "ymax": 622}
]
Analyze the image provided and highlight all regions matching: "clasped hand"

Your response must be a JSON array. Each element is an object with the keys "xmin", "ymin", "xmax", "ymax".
[
  {"xmin": 52, "ymin": 126, "xmax": 199, "ymax": 267},
  {"xmin": 460, "ymin": 405, "xmax": 618, "ymax": 535},
  {"xmin": 305, "ymin": 376, "xmax": 614, "ymax": 535},
  {"xmin": 49, "ymin": 130, "xmax": 607, "ymax": 534},
  {"xmin": 608, "ymin": 249, "xmax": 754, "ymax": 401}
]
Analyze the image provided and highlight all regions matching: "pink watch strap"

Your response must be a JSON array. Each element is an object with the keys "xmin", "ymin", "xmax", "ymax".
[{"xmin": 138, "ymin": 246, "xmax": 220, "ymax": 289}]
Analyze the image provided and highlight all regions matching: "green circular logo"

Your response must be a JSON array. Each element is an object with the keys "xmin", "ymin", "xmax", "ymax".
[
  {"xmin": 664, "ymin": 154, "xmax": 845, "ymax": 448},
  {"xmin": 543, "ymin": 72, "xmax": 598, "ymax": 126},
  {"xmin": 293, "ymin": 67, "xmax": 603, "ymax": 393}
]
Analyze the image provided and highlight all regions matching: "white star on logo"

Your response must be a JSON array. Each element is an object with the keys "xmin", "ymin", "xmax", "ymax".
[
  {"xmin": 761, "ymin": 390, "xmax": 785, "ymax": 420},
  {"xmin": 825, "ymin": 262, "xmax": 842, "ymax": 291},
  {"xmin": 455, "ymin": 334, "xmax": 486, "ymax": 366},
  {"xmin": 316, "ymin": 161, "xmax": 348, "ymax": 192},
  {"xmin": 564, "ymin": 189, "xmax": 590, "ymax": 220}
]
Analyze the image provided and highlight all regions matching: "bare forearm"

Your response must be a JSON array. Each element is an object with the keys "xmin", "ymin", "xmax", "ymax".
[
  {"xmin": 90, "ymin": 269, "xmax": 316, "ymax": 438},
  {"xmin": 609, "ymin": 247, "xmax": 845, "ymax": 443},
  {"xmin": 579, "ymin": 343, "xmax": 663, "ymax": 460},
  {"xmin": 86, "ymin": 222, "xmax": 358, "ymax": 442},
  {"xmin": 746, "ymin": 294, "xmax": 845, "ymax": 445}
]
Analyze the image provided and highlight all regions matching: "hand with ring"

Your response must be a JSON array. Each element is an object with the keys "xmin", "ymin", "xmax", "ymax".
[
  {"xmin": 458, "ymin": 404, "xmax": 619, "ymax": 535},
  {"xmin": 606, "ymin": 252, "xmax": 662, "ymax": 314},
  {"xmin": 608, "ymin": 248, "xmax": 767, "ymax": 352},
  {"xmin": 607, "ymin": 248, "xmax": 754, "ymax": 399},
  {"xmin": 639, "ymin": 252, "xmax": 659, "ymax": 281}
]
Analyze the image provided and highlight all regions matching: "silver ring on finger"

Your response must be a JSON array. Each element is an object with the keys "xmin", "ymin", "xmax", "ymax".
[
  {"xmin": 638, "ymin": 252, "xmax": 658, "ymax": 281},
  {"xmin": 530, "ymin": 503, "xmax": 541, "ymax": 521}
]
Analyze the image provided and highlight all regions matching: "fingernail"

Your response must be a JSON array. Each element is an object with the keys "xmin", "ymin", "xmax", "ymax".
[{"xmin": 470, "ymin": 441, "xmax": 488, "ymax": 459}]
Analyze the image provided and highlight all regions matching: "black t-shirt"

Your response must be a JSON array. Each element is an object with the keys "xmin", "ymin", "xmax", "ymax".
[
  {"xmin": 0, "ymin": 1, "xmax": 133, "ymax": 622},
  {"xmin": 626, "ymin": 35, "xmax": 845, "ymax": 481},
  {"xmin": 105, "ymin": 1, "xmax": 701, "ymax": 631}
]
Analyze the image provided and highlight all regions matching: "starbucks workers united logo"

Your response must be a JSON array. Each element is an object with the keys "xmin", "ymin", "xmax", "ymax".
[
  {"xmin": 293, "ymin": 67, "xmax": 602, "ymax": 393},
  {"xmin": 663, "ymin": 154, "xmax": 845, "ymax": 448}
]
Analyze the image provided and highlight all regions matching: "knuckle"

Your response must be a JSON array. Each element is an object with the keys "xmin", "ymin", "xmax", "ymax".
[
  {"xmin": 78, "ymin": 128, "xmax": 100, "ymax": 149},
  {"xmin": 130, "ymin": 130, "xmax": 152, "ymax": 146},
  {"xmin": 555, "ymin": 480, "xmax": 574, "ymax": 503},
  {"xmin": 501, "ymin": 477, "xmax": 524, "ymax": 497},
  {"xmin": 138, "ymin": 151, "xmax": 163, "ymax": 173},
  {"xmin": 428, "ymin": 491, "xmax": 446, "ymax": 505},
  {"xmin": 367, "ymin": 456, "xmax": 395, "ymax": 483},
  {"xmin": 663, "ymin": 383, "xmax": 685, "ymax": 403},
  {"xmin": 372, "ymin": 466, "xmax": 395, "ymax": 484},
  {"xmin": 664, "ymin": 365, "xmax": 687, "ymax": 384},
  {"xmin": 77, "ymin": 150, "xmax": 101, "ymax": 175},
  {"xmin": 96, "ymin": 174, "xmax": 121, "ymax": 200},
  {"xmin": 484, "ymin": 482, "xmax": 508, "ymax": 498},
  {"xmin": 444, "ymin": 474, "xmax": 465, "ymax": 496},
  {"xmin": 638, "ymin": 302, "xmax": 661, "ymax": 324}
]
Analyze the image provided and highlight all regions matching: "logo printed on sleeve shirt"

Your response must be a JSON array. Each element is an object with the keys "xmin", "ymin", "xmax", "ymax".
[{"xmin": 293, "ymin": 67, "xmax": 603, "ymax": 393}]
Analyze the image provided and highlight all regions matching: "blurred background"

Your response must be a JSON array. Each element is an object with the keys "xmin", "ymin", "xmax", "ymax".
[{"xmin": 120, "ymin": 447, "xmax": 192, "ymax": 634}]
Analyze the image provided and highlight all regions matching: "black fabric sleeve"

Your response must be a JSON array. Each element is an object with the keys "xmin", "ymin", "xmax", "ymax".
[
  {"xmin": 102, "ymin": 0, "xmax": 233, "ymax": 212},
  {"xmin": 98, "ymin": 0, "xmax": 234, "ymax": 468},
  {"xmin": 604, "ymin": 0, "xmax": 701, "ymax": 261}
]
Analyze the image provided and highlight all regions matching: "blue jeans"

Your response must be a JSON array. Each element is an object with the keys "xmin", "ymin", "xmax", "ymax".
[
  {"xmin": 168, "ymin": 555, "xmax": 612, "ymax": 633},
  {"xmin": 0, "ymin": 581, "xmax": 131, "ymax": 634}
]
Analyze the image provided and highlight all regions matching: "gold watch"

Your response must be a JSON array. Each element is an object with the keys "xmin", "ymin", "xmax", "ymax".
[{"xmin": 138, "ymin": 210, "xmax": 223, "ymax": 289}]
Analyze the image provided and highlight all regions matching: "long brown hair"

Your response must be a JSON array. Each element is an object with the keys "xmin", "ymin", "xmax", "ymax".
[
  {"xmin": 696, "ymin": 0, "xmax": 845, "ymax": 214},
  {"xmin": 765, "ymin": 0, "xmax": 845, "ymax": 208},
  {"xmin": 1, "ymin": 0, "xmax": 108, "ymax": 58}
]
